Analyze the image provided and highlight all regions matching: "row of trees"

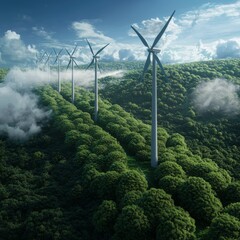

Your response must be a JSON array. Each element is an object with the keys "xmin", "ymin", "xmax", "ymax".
[
  {"xmin": 58, "ymin": 82, "xmax": 240, "ymax": 237},
  {"xmin": 38, "ymin": 85, "xmax": 198, "ymax": 239}
]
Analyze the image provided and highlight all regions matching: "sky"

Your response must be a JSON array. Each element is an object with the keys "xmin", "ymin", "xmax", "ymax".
[{"xmin": 0, "ymin": 0, "xmax": 240, "ymax": 67}]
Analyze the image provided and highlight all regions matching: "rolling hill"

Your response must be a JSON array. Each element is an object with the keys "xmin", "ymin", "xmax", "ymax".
[{"xmin": 0, "ymin": 59, "xmax": 240, "ymax": 239}]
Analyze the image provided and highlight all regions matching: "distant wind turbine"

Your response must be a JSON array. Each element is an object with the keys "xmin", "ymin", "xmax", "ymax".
[
  {"xmin": 131, "ymin": 10, "xmax": 175, "ymax": 167},
  {"xmin": 35, "ymin": 53, "xmax": 41, "ymax": 66},
  {"xmin": 86, "ymin": 39, "xmax": 109, "ymax": 121},
  {"xmin": 53, "ymin": 48, "xmax": 63, "ymax": 93},
  {"xmin": 66, "ymin": 45, "xmax": 80, "ymax": 104},
  {"xmin": 44, "ymin": 51, "xmax": 52, "ymax": 81},
  {"xmin": 35, "ymin": 51, "xmax": 47, "ymax": 68}
]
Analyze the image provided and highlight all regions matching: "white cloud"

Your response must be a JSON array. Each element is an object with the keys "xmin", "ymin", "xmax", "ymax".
[
  {"xmin": 128, "ymin": 1, "xmax": 240, "ymax": 63},
  {"xmin": 60, "ymin": 69, "xmax": 125, "ymax": 87},
  {"xmin": 176, "ymin": 1, "xmax": 240, "ymax": 45},
  {"xmin": 193, "ymin": 78, "xmax": 240, "ymax": 116},
  {"xmin": 0, "ymin": 67, "xmax": 52, "ymax": 141},
  {"xmin": 0, "ymin": 30, "xmax": 37, "ymax": 66},
  {"xmin": 0, "ymin": 86, "xmax": 50, "ymax": 141},
  {"xmin": 32, "ymin": 26, "xmax": 53, "ymax": 40},
  {"xmin": 72, "ymin": 21, "xmax": 113, "ymax": 43},
  {"xmin": 129, "ymin": 15, "xmax": 181, "ymax": 49},
  {"xmin": 216, "ymin": 39, "xmax": 240, "ymax": 59},
  {"xmin": 4, "ymin": 30, "xmax": 20, "ymax": 40},
  {"xmin": 179, "ymin": 1, "xmax": 240, "ymax": 27}
]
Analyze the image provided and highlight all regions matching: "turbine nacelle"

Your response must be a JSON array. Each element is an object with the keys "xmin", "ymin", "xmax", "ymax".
[{"xmin": 148, "ymin": 48, "xmax": 161, "ymax": 54}]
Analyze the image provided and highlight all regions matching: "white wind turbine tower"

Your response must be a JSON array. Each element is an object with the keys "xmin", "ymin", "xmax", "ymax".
[
  {"xmin": 86, "ymin": 39, "xmax": 109, "ymax": 121},
  {"xmin": 53, "ymin": 48, "xmax": 63, "ymax": 93},
  {"xmin": 131, "ymin": 10, "xmax": 175, "ymax": 167},
  {"xmin": 66, "ymin": 45, "xmax": 80, "ymax": 104}
]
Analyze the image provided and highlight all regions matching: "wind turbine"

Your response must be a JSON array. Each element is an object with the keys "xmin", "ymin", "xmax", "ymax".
[
  {"xmin": 86, "ymin": 39, "xmax": 109, "ymax": 121},
  {"xmin": 53, "ymin": 48, "xmax": 63, "ymax": 93},
  {"xmin": 35, "ymin": 51, "xmax": 47, "ymax": 68},
  {"xmin": 44, "ymin": 51, "xmax": 52, "ymax": 81},
  {"xmin": 131, "ymin": 10, "xmax": 175, "ymax": 167},
  {"xmin": 66, "ymin": 45, "xmax": 80, "ymax": 104},
  {"xmin": 35, "ymin": 53, "xmax": 41, "ymax": 66}
]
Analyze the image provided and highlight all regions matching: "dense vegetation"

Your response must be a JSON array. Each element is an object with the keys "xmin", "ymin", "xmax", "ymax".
[
  {"xmin": 101, "ymin": 59, "xmax": 240, "ymax": 178},
  {"xmin": 0, "ymin": 59, "xmax": 240, "ymax": 239},
  {"xmin": 0, "ymin": 68, "xmax": 8, "ymax": 82}
]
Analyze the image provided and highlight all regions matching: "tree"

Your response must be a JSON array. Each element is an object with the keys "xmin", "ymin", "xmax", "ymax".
[
  {"xmin": 93, "ymin": 200, "xmax": 118, "ymax": 234},
  {"xmin": 77, "ymin": 134, "xmax": 93, "ymax": 146},
  {"xmin": 90, "ymin": 171, "xmax": 120, "ymax": 200},
  {"xmin": 64, "ymin": 130, "xmax": 81, "ymax": 148},
  {"xmin": 179, "ymin": 177, "xmax": 222, "ymax": 224},
  {"xmin": 223, "ymin": 202, "xmax": 240, "ymax": 220},
  {"xmin": 113, "ymin": 205, "xmax": 150, "ymax": 240},
  {"xmin": 156, "ymin": 207, "xmax": 196, "ymax": 240},
  {"xmin": 222, "ymin": 181, "xmax": 240, "ymax": 205},
  {"xmin": 206, "ymin": 213, "xmax": 240, "ymax": 240},
  {"xmin": 109, "ymin": 162, "xmax": 128, "ymax": 173},
  {"xmin": 137, "ymin": 188, "xmax": 174, "ymax": 227},
  {"xmin": 154, "ymin": 161, "xmax": 186, "ymax": 182},
  {"xmin": 106, "ymin": 151, "xmax": 127, "ymax": 166},
  {"xmin": 116, "ymin": 170, "xmax": 148, "ymax": 200},
  {"xmin": 158, "ymin": 175, "xmax": 185, "ymax": 201},
  {"xmin": 24, "ymin": 208, "xmax": 73, "ymax": 240},
  {"xmin": 81, "ymin": 163, "xmax": 100, "ymax": 187},
  {"xmin": 120, "ymin": 190, "xmax": 143, "ymax": 208},
  {"xmin": 188, "ymin": 162, "xmax": 231, "ymax": 194},
  {"xmin": 166, "ymin": 133, "xmax": 187, "ymax": 148},
  {"xmin": 159, "ymin": 150, "xmax": 176, "ymax": 162}
]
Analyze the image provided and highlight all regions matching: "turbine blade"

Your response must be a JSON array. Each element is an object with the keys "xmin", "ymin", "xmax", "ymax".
[
  {"xmin": 58, "ymin": 48, "xmax": 63, "ymax": 57},
  {"xmin": 54, "ymin": 49, "xmax": 63, "ymax": 64},
  {"xmin": 39, "ymin": 51, "xmax": 46, "ymax": 63},
  {"xmin": 53, "ymin": 57, "xmax": 58, "ymax": 65},
  {"xmin": 72, "ymin": 44, "xmax": 78, "ymax": 56},
  {"xmin": 152, "ymin": 10, "xmax": 175, "ymax": 49},
  {"xmin": 141, "ymin": 52, "xmax": 151, "ymax": 80},
  {"xmin": 53, "ymin": 49, "xmax": 62, "ymax": 65},
  {"xmin": 53, "ymin": 48, "xmax": 57, "ymax": 56},
  {"xmin": 96, "ymin": 43, "xmax": 110, "ymax": 56},
  {"xmin": 66, "ymin": 48, "xmax": 71, "ymax": 57},
  {"xmin": 86, "ymin": 58, "xmax": 94, "ymax": 70},
  {"xmin": 86, "ymin": 39, "xmax": 94, "ymax": 55},
  {"xmin": 131, "ymin": 26, "xmax": 149, "ymax": 48},
  {"xmin": 44, "ymin": 54, "xmax": 51, "ymax": 66},
  {"xmin": 67, "ymin": 59, "xmax": 72, "ymax": 69},
  {"xmin": 73, "ymin": 59, "xmax": 80, "ymax": 69},
  {"xmin": 154, "ymin": 54, "xmax": 168, "ymax": 81}
]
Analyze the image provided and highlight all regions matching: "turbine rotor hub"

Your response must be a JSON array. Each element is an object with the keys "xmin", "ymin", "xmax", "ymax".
[
  {"xmin": 94, "ymin": 55, "xmax": 100, "ymax": 59},
  {"xmin": 148, "ymin": 48, "xmax": 161, "ymax": 54}
]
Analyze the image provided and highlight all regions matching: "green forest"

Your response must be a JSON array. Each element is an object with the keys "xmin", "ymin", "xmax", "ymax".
[{"xmin": 0, "ymin": 59, "xmax": 240, "ymax": 239}]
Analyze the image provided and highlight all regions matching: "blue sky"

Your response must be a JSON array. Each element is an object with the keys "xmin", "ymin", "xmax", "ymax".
[{"xmin": 0, "ymin": 0, "xmax": 240, "ymax": 66}]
